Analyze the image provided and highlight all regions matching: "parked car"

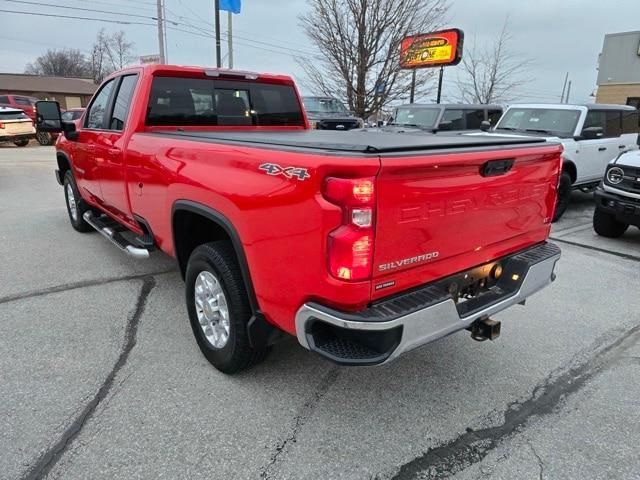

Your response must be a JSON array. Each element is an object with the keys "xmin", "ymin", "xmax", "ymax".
[
  {"xmin": 470, "ymin": 103, "xmax": 639, "ymax": 220},
  {"xmin": 61, "ymin": 108, "xmax": 85, "ymax": 122},
  {"xmin": 37, "ymin": 64, "xmax": 562, "ymax": 374},
  {"xmin": 593, "ymin": 149, "xmax": 640, "ymax": 237},
  {"xmin": 0, "ymin": 94, "xmax": 37, "ymax": 121},
  {"xmin": 0, "ymin": 106, "xmax": 36, "ymax": 147},
  {"xmin": 380, "ymin": 103, "xmax": 503, "ymax": 133},
  {"xmin": 302, "ymin": 96, "xmax": 363, "ymax": 130}
]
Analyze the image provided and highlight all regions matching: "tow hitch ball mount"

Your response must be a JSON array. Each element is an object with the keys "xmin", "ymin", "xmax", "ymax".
[{"xmin": 469, "ymin": 317, "xmax": 501, "ymax": 342}]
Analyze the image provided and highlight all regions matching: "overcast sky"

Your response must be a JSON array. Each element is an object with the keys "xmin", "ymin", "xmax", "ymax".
[{"xmin": 1, "ymin": 0, "xmax": 639, "ymax": 104}]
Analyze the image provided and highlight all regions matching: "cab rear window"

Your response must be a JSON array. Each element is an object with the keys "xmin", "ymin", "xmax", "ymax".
[{"xmin": 146, "ymin": 76, "xmax": 304, "ymax": 127}]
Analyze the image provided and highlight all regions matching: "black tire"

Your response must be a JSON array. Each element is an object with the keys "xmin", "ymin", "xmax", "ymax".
[
  {"xmin": 552, "ymin": 171, "xmax": 572, "ymax": 222},
  {"xmin": 36, "ymin": 131, "xmax": 52, "ymax": 146},
  {"xmin": 63, "ymin": 170, "xmax": 93, "ymax": 233},
  {"xmin": 593, "ymin": 208, "xmax": 628, "ymax": 238},
  {"xmin": 14, "ymin": 139, "xmax": 29, "ymax": 147},
  {"xmin": 185, "ymin": 242, "xmax": 269, "ymax": 374}
]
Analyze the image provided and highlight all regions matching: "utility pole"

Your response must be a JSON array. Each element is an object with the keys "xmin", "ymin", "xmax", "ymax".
[
  {"xmin": 156, "ymin": 0, "xmax": 166, "ymax": 64},
  {"xmin": 227, "ymin": 10, "xmax": 233, "ymax": 68},
  {"xmin": 162, "ymin": 0, "xmax": 168, "ymax": 62},
  {"xmin": 560, "ymin": 72, "xmax": 569, "ymax": 103},
  {"xmin": 565, "ymin": 80, "xmax": 572, "ymax": 104},
  {"xmin": 214, "ymin": 0, "xmax": 222, "ymax": 68}
]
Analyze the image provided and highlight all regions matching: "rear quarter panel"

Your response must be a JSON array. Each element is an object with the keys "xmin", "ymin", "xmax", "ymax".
[{"xmin": 124, "ymin": 135, "xmax": 379, "ymax": 334}]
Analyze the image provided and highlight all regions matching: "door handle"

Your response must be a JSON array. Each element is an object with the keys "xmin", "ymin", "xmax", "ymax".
[
  {"xmin": 107, "ymin": 148, "xmax": 120, "ymax": 155},
  {"xmin": 598, "ymin": 147, "xmax": 607, "ymax": 151},
  {"xmin": 619, "ymin": 145, "xmax": 626, "ymax": 149}
]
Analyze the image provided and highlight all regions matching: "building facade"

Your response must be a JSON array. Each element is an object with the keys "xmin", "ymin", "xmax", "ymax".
[
  {"xmin": 596, "ymin": 31, "xmax": 640, "ymax": 107},
  {"xmin": 0, "ymin": 73, "xmax": 97, "ymax": 110}
]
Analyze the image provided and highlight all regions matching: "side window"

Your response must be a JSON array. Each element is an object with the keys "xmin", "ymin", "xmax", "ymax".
[
  {"xmin": 626, "ymin": 97, "xmax": 640, "ymax": 109},
  {"xmin": 441, "ymin": 109, "xmax": 465, "ymax": 129},
  {"xmin": 622, "ymin": 110, "xmax": 639, "ymax": 134},
  {"xmin": 487, "ymin": 109, "xmax": 502, "ymax": 125},
  {"xmin": 583, "ymin": 110, "xmax": 606, "ymax": 135},
  {"xmin": 86, "ymin": 79, "xmax": 116, "ymax": 129},
  {"xmin": 0, "ymin": 95, "xmax": 9, "ymax": 104},
  {"xmin": 109, "ymin": 75, "xmax": 138, "ymax": 130},
  {"xmin": 464, "ymin": 109, "xmax": 484, "ymax": 129},
  {"xmin": 15, "ymin": 97, "xmax": 32, "ymax": 106},
  {"xmin": 604, "ymin": 111, "xmax": 621, "ymax": 137}
]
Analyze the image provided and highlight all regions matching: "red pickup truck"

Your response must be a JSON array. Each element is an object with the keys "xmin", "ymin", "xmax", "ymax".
[{"xmin": 37, "ymin": 64, "xmax": 562, "ymax": 374}]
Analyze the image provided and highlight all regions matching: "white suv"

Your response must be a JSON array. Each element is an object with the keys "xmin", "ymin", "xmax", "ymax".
[{"xmin": 472, "ymin": 103, "xmax": 639, "ymax": 220}]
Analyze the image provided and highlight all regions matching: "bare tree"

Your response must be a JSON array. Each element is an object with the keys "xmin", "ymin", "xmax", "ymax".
[
  {"xmin": 456, "ymin": 20, "xmax": 532, "ymax": 104},
  {"xmin": 299, "ymin": 0, "xmax": 449, "ymax": 119},
  {"xmin": 25, "ymin": 49, "xmax": 89, "ymax": 77},
  {"xmin": 89, "ymin": 29, "xmax": 136, "ymax": 84}
]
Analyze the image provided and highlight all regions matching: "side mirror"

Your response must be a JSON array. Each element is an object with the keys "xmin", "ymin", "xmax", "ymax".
[
  {"xmin": 438, "ymin": 120, "xmax": 453, "ymax": 131},
  {"xmin": 62, "ymin": 121, "xmax": 78, "ymax": 141},
  {"xmin": 35, "ymin": 101, "xmax": 62, "ymax": 132},
  {"xmin": 581, "ymin": 126, "xmax": 604, "ymax": 140},
  {"xmin": 480, "ymin": 120, "xmax": 491, "ymax": 132}
]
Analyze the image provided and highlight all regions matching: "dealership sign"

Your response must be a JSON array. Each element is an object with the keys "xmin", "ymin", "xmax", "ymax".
[{"xmin": 400, "ymin": 29, "xmax": 464, "ymax": 69}]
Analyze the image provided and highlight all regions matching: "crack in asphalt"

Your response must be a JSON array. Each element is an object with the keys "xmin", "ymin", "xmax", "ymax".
[
  {"xmin": 0, "ymin": 269, "xmax": 173, "ymax": 305},
  {"xmin": 390, "ymin": 322, "xmax": 640, "ymax": 479},
  {"xmin": 19, "ymin": 277, "xmax": 156, "ymax": 480},
  {"xmin": 526, "ymin": 440, "xmax": 545, "ymax": 480},
  {"xmin": 260, "ymin": 366, "xmax": 340, "ymax": 479},
  {"xmin": 549, "ymin": 237, "xmax": 640, "ymax": 263}
]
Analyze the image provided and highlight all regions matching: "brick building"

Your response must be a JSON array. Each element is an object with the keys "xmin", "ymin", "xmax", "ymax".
[
  {"xmin": 0, "ymin": 73, "xmax": 96, "ymax": 110},
  {"xmin": 595, "ymin": 31, "xmax": 640, "ymax": 108}
]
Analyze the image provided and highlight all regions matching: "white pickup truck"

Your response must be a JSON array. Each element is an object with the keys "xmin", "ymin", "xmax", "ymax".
[{"xmin": 473, "ymin": 103, "xmax": 639, "ymax": 220}]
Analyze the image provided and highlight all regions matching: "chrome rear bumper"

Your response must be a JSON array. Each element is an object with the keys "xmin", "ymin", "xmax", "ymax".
[{"xmin": 295, "ymin": 242, "xmax": 560, "ymax": 365}]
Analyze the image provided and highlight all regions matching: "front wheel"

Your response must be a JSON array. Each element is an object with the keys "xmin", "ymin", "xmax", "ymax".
[
  {"xmin": 185, "ymin": 242, "xmax": 269, "ymax": 374},
  {"xmin": 552, "ymin": 171, "xmax": 572, "ymax": 222},
  {"xmin": 36, "ymin": 131, "xmax": 52, "ymax": 146},
  {"xmin": 63, "ymin": 170, "xmax": 93, "ymax": 232},
  {"xmin": 593, "ymin": 208, "xmax": 628, "ymax": 238},
  {"xmin": 14, "ymin": 139, "xmax": 29, "ymax": 147}
]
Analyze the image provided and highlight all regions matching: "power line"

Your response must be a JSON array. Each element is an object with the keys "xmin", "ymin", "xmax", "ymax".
[
  {"xmin": 0, "ymin": 8, "xmax": 156, "ymax": 25},
  {"xmin": 0, "ymin": 0, "xmax": 154, "ymax": 20}
]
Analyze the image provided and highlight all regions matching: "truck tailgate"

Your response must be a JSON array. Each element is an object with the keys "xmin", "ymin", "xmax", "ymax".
[{"xmin": 371, "ymin": 144, "xmax": 562, "ymax": 299}]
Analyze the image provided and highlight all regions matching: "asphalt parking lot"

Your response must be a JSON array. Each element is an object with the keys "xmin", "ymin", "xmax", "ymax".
[{"xmin": 1, "ymin": 144, "xmax": 639, "ymax": 480}]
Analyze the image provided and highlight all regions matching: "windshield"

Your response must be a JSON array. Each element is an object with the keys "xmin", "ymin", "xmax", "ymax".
[
  {"xmin": 15, "ymin": 97, "xmax": 36, "ymax": 107},
  {"xmin": 391, "ymin": 107, "xmax": 440, "ymax": 128},
  {"xmin": 0, "ymin": 111, "xmax": 29, "ymax": 120},
  {"xmin": 496, "ymin": 108, "xmax": 581, "ymax": 137},
  {"xmin": 302, "ymin": 97, "xmax": 349, "ymax": 114}
]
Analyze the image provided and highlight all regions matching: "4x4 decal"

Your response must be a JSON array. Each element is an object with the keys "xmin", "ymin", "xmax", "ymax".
[{"xmin": 259, "ymin": 163, "xmax": 310, "ymax": 181}]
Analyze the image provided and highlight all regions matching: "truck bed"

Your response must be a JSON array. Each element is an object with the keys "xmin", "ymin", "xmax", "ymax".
[{"xmin": 149, "ymin": 130, "xmax": 547, "ymax": 154}]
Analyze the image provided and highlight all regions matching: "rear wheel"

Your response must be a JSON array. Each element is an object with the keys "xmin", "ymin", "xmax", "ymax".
[
  {"xmin": 185, "ymin": 242, "xmax": 269, "ymax": 374},
  {"xmin": 36, "ymin": 131, "xmax": 52, "ymax": 146},
  {"xmin": 14, "ymin": 139, "xmax": 29, "ymax": 147},
  {"xmin": 63, "ymin": 170, "xmax": 93, "ymax": 233},
  {"xmin": 593, "ymin": 208, "xmax": 628, "ymax": 238},
  {"xmin": 552, "ymin": 171, "xmax": 572, "ymax": 222}
]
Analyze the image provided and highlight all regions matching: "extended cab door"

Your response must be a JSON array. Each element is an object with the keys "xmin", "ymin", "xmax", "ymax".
[
  {"xmin": 93, "ymin": 74, "xmax": 139, "ymax": 220},
  {"xmin": 74, "ymin": 78, "xmax": 118, "ymax": 201}
]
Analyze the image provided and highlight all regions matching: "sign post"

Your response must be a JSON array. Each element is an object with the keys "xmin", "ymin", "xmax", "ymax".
[{"xmin": 400, "ymin": 28, "xmax": 464, "ymax": 104}]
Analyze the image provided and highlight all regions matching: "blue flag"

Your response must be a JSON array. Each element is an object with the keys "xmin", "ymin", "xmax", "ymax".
[{"xmin": 219, "ymin": 0, "xmax": 241, "ymax": 14}]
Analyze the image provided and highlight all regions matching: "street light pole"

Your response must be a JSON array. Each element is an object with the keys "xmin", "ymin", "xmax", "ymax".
[
  {"xmin": 228, "ymin": 10, "xmax": 233, "ymax": 68},
  {"xmin": 214, "ymin": 0, "xmax": 222, "ymax": 68}
]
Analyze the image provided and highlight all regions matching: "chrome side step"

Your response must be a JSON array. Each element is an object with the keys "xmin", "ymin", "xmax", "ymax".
[{"xmin": 82, "ymin": 211, "xmax": 150, "ymax": 259}]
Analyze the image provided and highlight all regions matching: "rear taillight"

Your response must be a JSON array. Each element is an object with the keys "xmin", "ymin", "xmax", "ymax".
[
  {"xmin": 323, "ymin": 177, "xmax": 376, "ymax": 281},
  {"xmin": 0, "ymin": 123, "xmax": 4, "ymax": 129}
]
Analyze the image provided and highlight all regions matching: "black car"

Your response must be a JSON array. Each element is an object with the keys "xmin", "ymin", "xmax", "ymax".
[
  {"xmin": 379, "ymin": 103, "xmax": 503, "ymax": 133},
  {"xmin": 302, "ymin": 96, "xmax": 363, "ymax": 131}
]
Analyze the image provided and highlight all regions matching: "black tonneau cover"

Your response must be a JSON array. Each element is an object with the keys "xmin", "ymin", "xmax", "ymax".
[{"xmin": 152, "ymin": 129, "xmax": 547, "ymax": 154}]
